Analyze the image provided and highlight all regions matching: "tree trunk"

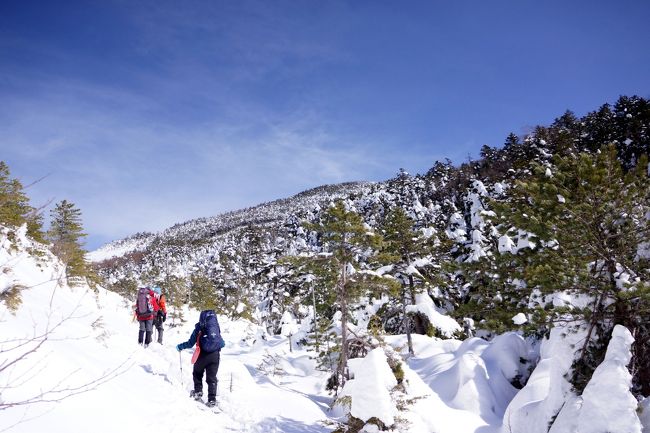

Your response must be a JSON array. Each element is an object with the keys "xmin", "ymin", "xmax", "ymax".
[
  {"xmin": 408, "ymin": 274, "xmax": 416, "ymax": 304},
  {"xmin": 338, "ymin": 261, "xmax": 349, "ymax": 388},
  {"xmin": 408, "ymin": 274, "xmax": 426, "ymax": 334},
  {"xmin": 579, "ymin": 291, "xmax": 604, "ymax": 364},
  {"xmin": 312, "ymin": 283, "xmax": 319, "ymax": 352},
  {"xmin": 402, "ymin": 287, "xmax": 414, "ymax": 355},
  {"xmin": 633, "ymin": 326, "xmax": 650, "ymax": 395}
]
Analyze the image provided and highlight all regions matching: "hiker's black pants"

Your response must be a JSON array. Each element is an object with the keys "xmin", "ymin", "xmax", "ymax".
[
  {"xmin": 138, "ymin": 319, "xmax": 153, "ymax": 345},
  {"xmin": 153, "ymin": 314, "xmax": 164, "ymax": 344},
  {"xmin": 193, "ymin": 350, "xmax": 220, "ymax": 400}
]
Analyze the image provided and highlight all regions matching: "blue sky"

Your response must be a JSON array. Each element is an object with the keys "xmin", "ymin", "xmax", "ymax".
[{"xmin": 1, "ymin": 0, "xmax": 649, "ymax": 250}]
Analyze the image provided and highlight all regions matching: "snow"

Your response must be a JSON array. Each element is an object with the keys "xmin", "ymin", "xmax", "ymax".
[
  {"xmin": 1, "ymin": 229, "xmax": 331, "ymax": 433},
  {"xmin": 515, "ymin": 230, "xmax": 536, "ymax": 251},
  {"xmin": 375, "ymin": 264, "xmax": 394, "ymax": 275},
  {"xmin": 498, "ymin": 234, "xmax": 515, "ymax": 253},
  {"xmin": 1, "ymin": 226, "xmax": 643, "ymax": 433},
  {"xmin": 501, "ymin": 323, "xmax": 642, "ymax": 433},
  {"xmin": 338, "ymin": 348, "xmax": 397, "ymax": 426},
  {"xmin": 574, "ymin": 325, "xmax": 641, "ymax": 433},
  {"xmin": 473, "ymin": 179, "xmax": 488, "ymax": 196},
  {"xmin": 406, "ymin": 293, "xmax": 462, "ymax": 337},
  {"xmin": 280, "ymin": 311, "xmax": 298, "ymax": 336},
  {"xmin": 511, "ymin": 312, "xmax": 527, "ymax": 325},
  {"xmin": 86, "ymin": 236, "xmax": 151, "ymax": 262},
  {"xmin": 446, "ymin": 212, "xmax": 467, "ymax": 241},
  {"xmin": 388, "ymin": 332, "xmax": 532, "ymax": 432}
]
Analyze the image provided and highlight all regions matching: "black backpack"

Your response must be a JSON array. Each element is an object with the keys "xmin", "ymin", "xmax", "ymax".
[{"xmin": 198, "ymin": 310, "xmax": 225, "ymax": 353}]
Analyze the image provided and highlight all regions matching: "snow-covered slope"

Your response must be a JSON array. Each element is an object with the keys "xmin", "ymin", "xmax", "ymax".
[
  {"xmin": 1, "ymin": 226, "xmax": 332, "ymax": 432},
  {"xmin": 2, "ymin": 224, "xmax": 645, "ymax": 433},
  {"xmin": 88, "ymin": 181, "xmax": 370, "ymax": 262}
]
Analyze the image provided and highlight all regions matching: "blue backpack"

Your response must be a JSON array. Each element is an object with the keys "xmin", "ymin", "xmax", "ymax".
[{"xmin": 198, "ymin": 310, "xmax": 225, "ymax": 353}]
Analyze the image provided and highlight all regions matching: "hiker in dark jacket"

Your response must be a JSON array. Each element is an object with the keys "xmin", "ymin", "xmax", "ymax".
[{"xmin": 176, "ymin": 310, "xmax": 225, "ymax": 407}]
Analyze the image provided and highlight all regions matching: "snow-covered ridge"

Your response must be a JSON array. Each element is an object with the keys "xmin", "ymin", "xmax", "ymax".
[{"xmin": 88, "ymin": 181, "xmax": 370, "ymax": 262}]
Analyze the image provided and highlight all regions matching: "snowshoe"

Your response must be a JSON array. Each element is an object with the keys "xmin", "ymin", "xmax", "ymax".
[
  {"xmin": 189, "ymin": 390, "xmax": 203, "ymax": 401},
  {"xmin": 206, "ymin": 400, "xmax": 216, "ymax": 408}
]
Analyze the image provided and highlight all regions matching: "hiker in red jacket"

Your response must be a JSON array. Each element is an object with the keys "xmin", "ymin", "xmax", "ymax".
[
  {"xmin": 152, "ymin": 286, "xmax": 167, "ymax": 344},
  {"xmin": 134, "ymin": 287, "xmax": 160, "ymax": 347}
]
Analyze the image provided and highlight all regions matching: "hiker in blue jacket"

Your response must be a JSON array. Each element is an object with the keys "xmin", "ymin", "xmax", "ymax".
[{"xmin": 176, "ymin": 310, "xmax": 225, "ymax": 407}]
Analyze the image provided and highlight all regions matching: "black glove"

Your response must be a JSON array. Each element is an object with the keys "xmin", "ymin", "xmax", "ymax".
[{"xmin": 162, "ymin": 312, "xmax": 167, "ymax": 322}]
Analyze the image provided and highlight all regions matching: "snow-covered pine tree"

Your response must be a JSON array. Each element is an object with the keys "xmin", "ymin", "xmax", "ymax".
[
  {"xmin": 161, "ymin": 274, "xmax": 188, "ymax": 324},
  {"xmin": 0, "ymin": 161, "xmax": 44, "ymax": 242},
  {"xmin": 489, "ymin": 144, "xmax": 650, "ymax": 394},
  {"xmin": 613, "ymin": 95, "xmax": 650, "ymax": 170},
  {"xmin": 47, "ymin": 199, "xmax": 90, "ymax": 280},
  {"xmin": 377, "ymin": 206, "xmax": 425, "ymax": 355},
  {"xmin": 305, "ymin": 200, "xmax": 381, "ymax": 391},
  {"xmin": 189, "ymin": 272, "xmax": 219, "ymax": 311}
]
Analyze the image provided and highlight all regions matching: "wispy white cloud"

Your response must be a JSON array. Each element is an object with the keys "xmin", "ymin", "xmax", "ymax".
[
  {"xmin": 1, "ymin": 74, "xmax": 436, "ymax": 249},
  {"xmin": 0, "ymin": 1, "xmax": 451, "ymax": 249}
]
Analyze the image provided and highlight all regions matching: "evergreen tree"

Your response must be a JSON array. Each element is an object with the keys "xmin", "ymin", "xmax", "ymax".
[
  {"xmin": 282, "ymin": 252, "xmax": 341, "ymax": 363},
  {"xmin": 613, "ymin": 95, "xmax": 650, "ymax": 170},
  {"xmin": 189, "ymin": 272, "xmax": 219, "ymax": 311},
  {"xmin": 487, "ymin": 145, "xmax": 650, "ymax": 393},
  {"xmin": 378, "ymin": 207, "xmax": 423, "ymax": 355},
  {"xmin": 262, "ymin": 256, "xmax": 303, "ymax": 335},
  {"xmin": 305, "ymin": 200, "xmax": 380, "ymax": 390},
  {"xmin": 548, "ymin": 110, "xmax": 581, "ymax": 156},
  {"xmin": 161, "ymin": 274, "xmax": 189, "ymax": 324},
  {"xmin": 47, "ymin": 200, "xmax": 89, "ymax": 279},
  {"xmin": 110, "ymin": 276, "xmax": 138, "ymax": 301},
  {"xmin": 579, "ymin": 103, "xmax": 615, "ymax": 153},
  {"xmin": 0, "ymin": 161, "xmax": 44, "ymax": 242}
]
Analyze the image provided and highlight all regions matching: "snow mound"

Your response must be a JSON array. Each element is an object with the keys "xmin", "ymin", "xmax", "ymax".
[
  {"xmin": 574, "ymin": 325, "xmax": 641, "ymax": 433},
  {"xmin": 501, "ymin": 325, "xmax": 583, "ymax": 433},
  {"xmin": 406, "ymin": 293, "xmax": 461, "ymax": 337},
  {"xmin": 409, "ymin": 333, "xmax": 532, "ymax": 425},
  {"xmin": 502, "ymin": 324, "xmax": 641, "ymax": 433},
  {"xmin": 339, "ymin": 348, "xmax": 398, "ymax": 427}
]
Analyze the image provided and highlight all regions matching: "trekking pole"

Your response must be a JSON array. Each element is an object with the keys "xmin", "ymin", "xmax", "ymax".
[{"xmin": 179, "ymin": 351, "xmax": 184, "ymax": 389}]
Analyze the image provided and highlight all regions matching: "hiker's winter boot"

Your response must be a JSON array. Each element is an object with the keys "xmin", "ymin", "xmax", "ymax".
[
  {"xmin": 206, "ymin": 399, "xmax": 216, "ymax": 408},
  {"xmin": 190, "ymin": 390, "xmax": 203, "ymax": 401}
]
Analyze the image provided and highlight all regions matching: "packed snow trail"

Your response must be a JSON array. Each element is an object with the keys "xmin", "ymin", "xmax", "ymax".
[
  {"xmin": 1, "ymin": 277, "xmax": 332, "ymax": 433},
  {"xmin": 92, "ymin": 291, "xmax": 333, "ymax": 433},
  {"xmin": 0, "ymin": 230, "xmax": 331, "ymax": 433}
]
